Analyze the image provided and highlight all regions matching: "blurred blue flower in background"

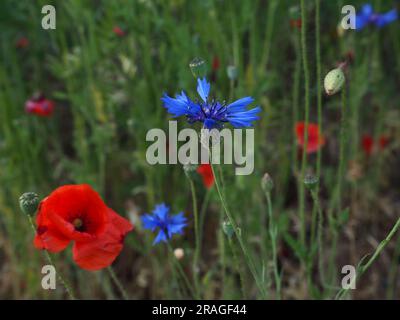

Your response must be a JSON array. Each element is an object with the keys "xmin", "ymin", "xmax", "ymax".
[
  {"xmin": 141, "ymin": 203, "xmax": 187, "ymax": 245},
  {"xmin": 356, "ymin": 4, "xmax": 397, "ymax": 30},
  {"xmin": 162, "ymin": 77, "xmax": 261, "ymax": 129}
]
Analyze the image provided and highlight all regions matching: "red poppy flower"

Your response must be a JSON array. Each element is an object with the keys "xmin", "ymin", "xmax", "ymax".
[
  {"xmin": 212, "ymin": 56, "xmax": 220, "ymax": 71},
  {"xmin": 197, "ymin": 164, "xmax": 214, "ymax": 189},
  {"xmin": 295, "ymin": 122, "xmax": 325, "ymax": 154},
  {"xmin": 25, "ymin": 95, "xmax": 55, "ymax": 117},
  {"xmin": 290, "ymin": 18, "xmax": 302, "ymax": 30},
  {"xmin": 16, "ymin": 37, "xmax": 29, "ymax": 48},
  {"xmin": 362, "ymin": 134, "xmax": 390, "ymax": 156},
  {"xmin": 113, "ymin": 26, "xmax": 125, "ymax": 37},
  {"xmin": 362, "ymin": 135, "xmax": 374, "ymax": 156},
  {"xmin": 34, "ymin": 184, "xmax": 133, "ymax": 271}
]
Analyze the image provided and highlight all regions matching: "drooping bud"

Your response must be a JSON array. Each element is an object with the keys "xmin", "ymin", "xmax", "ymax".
[
  {"xmin": 19, "ymin": 192, "xmax": 39, "ymax": 216},
  {"xmin": 261, "ymin": 173, "xmax": 274, "ymax": 193},
  {"xmin": 183, "ymin": 164, "xmax": 198, "ymax": 180},
  {"xmin": 189, "ymin": 57, "xmax": 207, "ymax": 78},
  {"xmin": 226, "ymin": 65, "xmax": 238, "ymax": 80},
  {"xmin": 324, "ymin": 67, "xmax": 345, "ymax": 96},
  {"xmin": 222, "ymin": 220, "xmax": 235, "ymax": 238},
  {"xmin": 304, "ymin": 174, "xmax": 319, "ymax": 191}
]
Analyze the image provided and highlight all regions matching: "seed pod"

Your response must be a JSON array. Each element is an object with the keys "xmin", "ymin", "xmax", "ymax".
[
  {"xmin": 227, "ymin": 65, "xmax": 238, "ymax": 80},
  {"xmin": 324, "ymin": 67, "xmax": 345, "ymax": 96},
  {"xmin": 222, "ymin": 220, "xmax": 235, "ymax": 238},
  {"xmin": 19, "ymin": 192, "xmax": 39, "ymax": 216},
  {"xmin": 183, "ymin": 163, "xmax": 198, "ymax": 180},
  {"xmin": 304, "ymin": 174, "xmax": 319, "ymax": 191},
  {"xmin": 189, "ymin": 57, "xmax": 207, "ymax": 78},
  {"xmin": 261, "ymin": 173, "xmax": 274, "ymax": 193}
]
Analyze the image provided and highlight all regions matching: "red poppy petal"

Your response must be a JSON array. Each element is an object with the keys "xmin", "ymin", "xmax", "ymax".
[
  {"xmin": 197, "ymin": 164, "xmax": 214, "ymax": 189},
  {"xmin": 34, "ymin": 228, "xmax": 70, "ymax": 253},
  {"xmin": 72, "ymin": 208, "xmax": 133, "ymax": 271}
]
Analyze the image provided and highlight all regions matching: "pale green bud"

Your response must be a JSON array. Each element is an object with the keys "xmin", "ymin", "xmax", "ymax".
[{"xmin": 324, "ymin": 67, "xmax": 345, "ymax": 96}]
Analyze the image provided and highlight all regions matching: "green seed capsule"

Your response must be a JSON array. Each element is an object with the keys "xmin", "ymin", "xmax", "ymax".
[
  {"xmin": 261, "ymin": 173, "xmax": 274, "ymax": 193},
  {"xmin": 19, "ymin": 192, "xmax": 39, "ymax": 216},
  {"xmin": 183, "ymin": 163, "xmax": 198, "ymax": 180},
  {"xmin": 226, "ymin": 65, "xmax": 238, "ymax": 80},
  {"xmin": 303, "ymin": 174, "xmax": 319, "ymax": 191},
  {"xmin": 189, "ymin": 57, "xmax": 207, "ymax": 78},
  {"xmin": 222, "ymin": 220, "xmax": 235, "ymax": 238},
  {"xmin": 324, "ymin": 68, "xmax": 345, "ymax": 96}
]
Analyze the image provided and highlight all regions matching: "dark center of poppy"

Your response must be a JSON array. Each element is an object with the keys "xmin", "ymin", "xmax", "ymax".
[{"xmin": 73, "ymin": 218, "xmax": 84, "ymax": 231}]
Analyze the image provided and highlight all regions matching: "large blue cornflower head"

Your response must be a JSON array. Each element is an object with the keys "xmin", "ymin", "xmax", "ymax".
[
  {"xmin": 162, "ymin": 77, "xmax": 261, "ymax": 129},
  {"xmin": 356, "ymin": 4, "xmax": 397, "ymax": 30},
  {"xmin": 141, "ymin": 203, "xmax": 187, "ymax": 245}
]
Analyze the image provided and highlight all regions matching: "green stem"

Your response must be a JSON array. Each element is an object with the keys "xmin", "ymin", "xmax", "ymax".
[
  {"xmin": 27, "ymin": 216, "xmax": 76, "ymax": 300},
  {"xmin": 106, "ymin": 266, "xmax": 130, "ymax": 300},
  {"xmin": 189, "ymin": 179, "xmax": 201, "ymax": 296},
  {"xmin": 336, "ymin": 217, "xmax": 400, "ymax": 300},
  {"xmin": 228, "ymin": 237, "xmax": 247, "ymax": 299},
  {"xmin": 265, "ymin": 192, "xmax": 281, "ymax": 299},
  {"xmin": 299, "ymin": 0, "xmax": 311, "ymax": 249},
  {"xmin": 210, "ymin": 162, "xmax": 267, "ymax": 298}
]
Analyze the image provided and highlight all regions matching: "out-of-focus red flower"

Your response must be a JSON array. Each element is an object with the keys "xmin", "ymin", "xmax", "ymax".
[
  {"xmin": 295, "ymin": 122, "xmax": 325, "ymax": 154},
  {"xmin": 378, "ymin": 135, "xmax": 389, "ymax": 150},
  {"xmin": 197, "ymin": 164, "xmax": 214, "ymax": 189},
  {"xmin": 362, "ymin": 135, "xmax": 374, "ymax": 156},
  {"xmin": 290, "ymin": 18, "xmax": 302, "ymax": 30},
  {"xmin": 362, "ymin": 134, "xmax": 390, "ymax": 156},
  {"xmin": 113, "ymin": 26, "xmax": 125, "ymax": 37},
  {"xmin": 212, "ymin": 56, "xmax": 220, "ymax": 71},
  {"xmin": 25, "ymin": 95, "xmax": 55, "ymax": 117},
  {"xmin": 34, "ymin": 184, "xmax": 133, "ymax": 271},
  {"xmin": 16, "ymin": 37, "xmax": 29, "ymax": 48}
]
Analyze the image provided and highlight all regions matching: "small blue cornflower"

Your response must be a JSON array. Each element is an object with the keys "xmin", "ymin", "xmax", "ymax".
[
  {"xmin": 356, "ymin": 4, "xmax": 397, "ymax": 30},
  {"xmin": 141, "ymin": 203, "xmax": 187, "ymax": 245},
  {"xmin": 162, "ymin": 77, "xmax": 261, "ymax": 129}
]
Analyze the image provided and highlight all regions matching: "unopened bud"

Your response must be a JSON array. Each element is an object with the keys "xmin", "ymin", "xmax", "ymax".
[
  {"xmin": 189, "ymin": 57, "xmax": 207, "ymax": 78},
  {"xmin": 183, "ymin": 164, "xmax": 198, "ymax": 180},
  {"xmin": 261, "ymin": 173, "xmax": 274, "ymax": 193},
  {"xmin": 227, "ymin": 65, "xmax": 238, "ymax": 80},
  {"xmin": 222, "ymin": 220, "xmax": 235, "ymax": 238},
  {"xmin": 19, "ymin": 192, "xmax": 39, "ymax": 216},
  {"xmin": 304, "ymin": 174, "xmax": 319, "ymax": 191},
  {"xmin": 324, "ymin": 67, "xmax": 345, "ymax": 96}
]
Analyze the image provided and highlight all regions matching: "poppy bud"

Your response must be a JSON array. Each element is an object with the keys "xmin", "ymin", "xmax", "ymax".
[
  {"xmin": 324, "ymin": 67, "xmax": 345, "ymax": 96},
  {"xmin": 19, "ymin": 192, "xmax": 39, "ymax": 216},
  {"xmin": 226, "ymin": 65, "xmax": 238, "ymax": 80},
  {"xmin": 222, "ymin": 220, "xmax": 235, "ymax": 238},
  {"xmin": 189, "ymin": 57, "xmax": 207, "ymax": 78},
  {"xmin": 261, "ymin": 173, "xmax": 274, "ymax": 193},
  {"xmin": 183, "ymin": 164, "xmax": 198, "ymax": 180},
  {"xmin": 304, "ymin": 174, "xmax": 319, "ymax": 191}
]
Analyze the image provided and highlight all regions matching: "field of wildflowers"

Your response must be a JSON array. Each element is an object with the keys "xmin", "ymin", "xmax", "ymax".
[{"xmin": 1, "ymin": 0, "xmax": 400, "ymax": 300}]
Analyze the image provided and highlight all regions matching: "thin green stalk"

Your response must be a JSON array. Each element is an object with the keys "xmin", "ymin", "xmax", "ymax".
[
  {"xmin": 228, "ymin": 237, "xmax": 247, "ymax": 299},
  {"xmin": 106, "ymin": 266, "xmax": 130, "ymax": 300},
  {"xmin": 27, "ymin": 216, "xmax": 76, "ymax": 300},
  {"xmin": 336, "ymin": 217, "xmax": 400, "ymax": 300},
  {"xmin": 210, "ymin": 162, "xmax": 267, "ymax": 298},
  {"xmin": 299, "ymin": 0, "xmax": 311, "ymax": 248},
  {"xmin": 265, "ymin": 192, "xmax": 281, "ymax": 299},
  {"xmin": 189, "ymin": 179, "xmax": 201, "ymax": 296}
]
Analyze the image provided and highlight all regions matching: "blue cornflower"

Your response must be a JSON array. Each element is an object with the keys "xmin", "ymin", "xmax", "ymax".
[
  {"xmin": 141, "ymin": 203, "xmax": 187, "ymax": 245},
  {"xmin": 162, "ymin": 77, "xmax": 261, "ymax": 129},
  {"xmin": 356, "ymin": 4, "xmax": 397, "ymax": 30}
]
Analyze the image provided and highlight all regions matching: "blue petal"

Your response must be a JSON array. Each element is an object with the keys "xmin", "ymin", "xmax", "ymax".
[
  {"xmin": 169, "ymin": 212, "xmax": 187, "ymax": 225},
  {"xmin": 141, "ymin": 214, "xmax": 159, "ymax": 231},
  {"xmin": 197, "ymin": 77, "xmax": 210, "ymax": 102},
  {"xmin": 227, "ymin": 106, "xmax": 261, "ymax": 128},
  {"xmin": 356, "ymin": 14, "xmax": 369, "ymax": 30},
  {"xmin": 153, "ymin": 203, "xmax": 170, "ymax": 221},
  {"xmin": 227, "ymin": 96, "xmax": 254, "ymax": 113},
  {"xmin": 375, "ymin": 9, "xmax": 397, "ymax": 27},
  {"xmin": 161, "ymin": 93, "xmax": 190, "ymax": 117},
  {"xmin": 361, "ymin": 4, "xmax": 373, "ymax": 17},
  {"xmin": 167, "ymin": 223, "xmax": 186, "ymax": 238},
  {"xmin": 203, "ymin": 118, "xmax": 219, "ymax": 129},
  {"xmin": 153, "ymin": 230, "xmax": 168, "ymax": 245}
]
